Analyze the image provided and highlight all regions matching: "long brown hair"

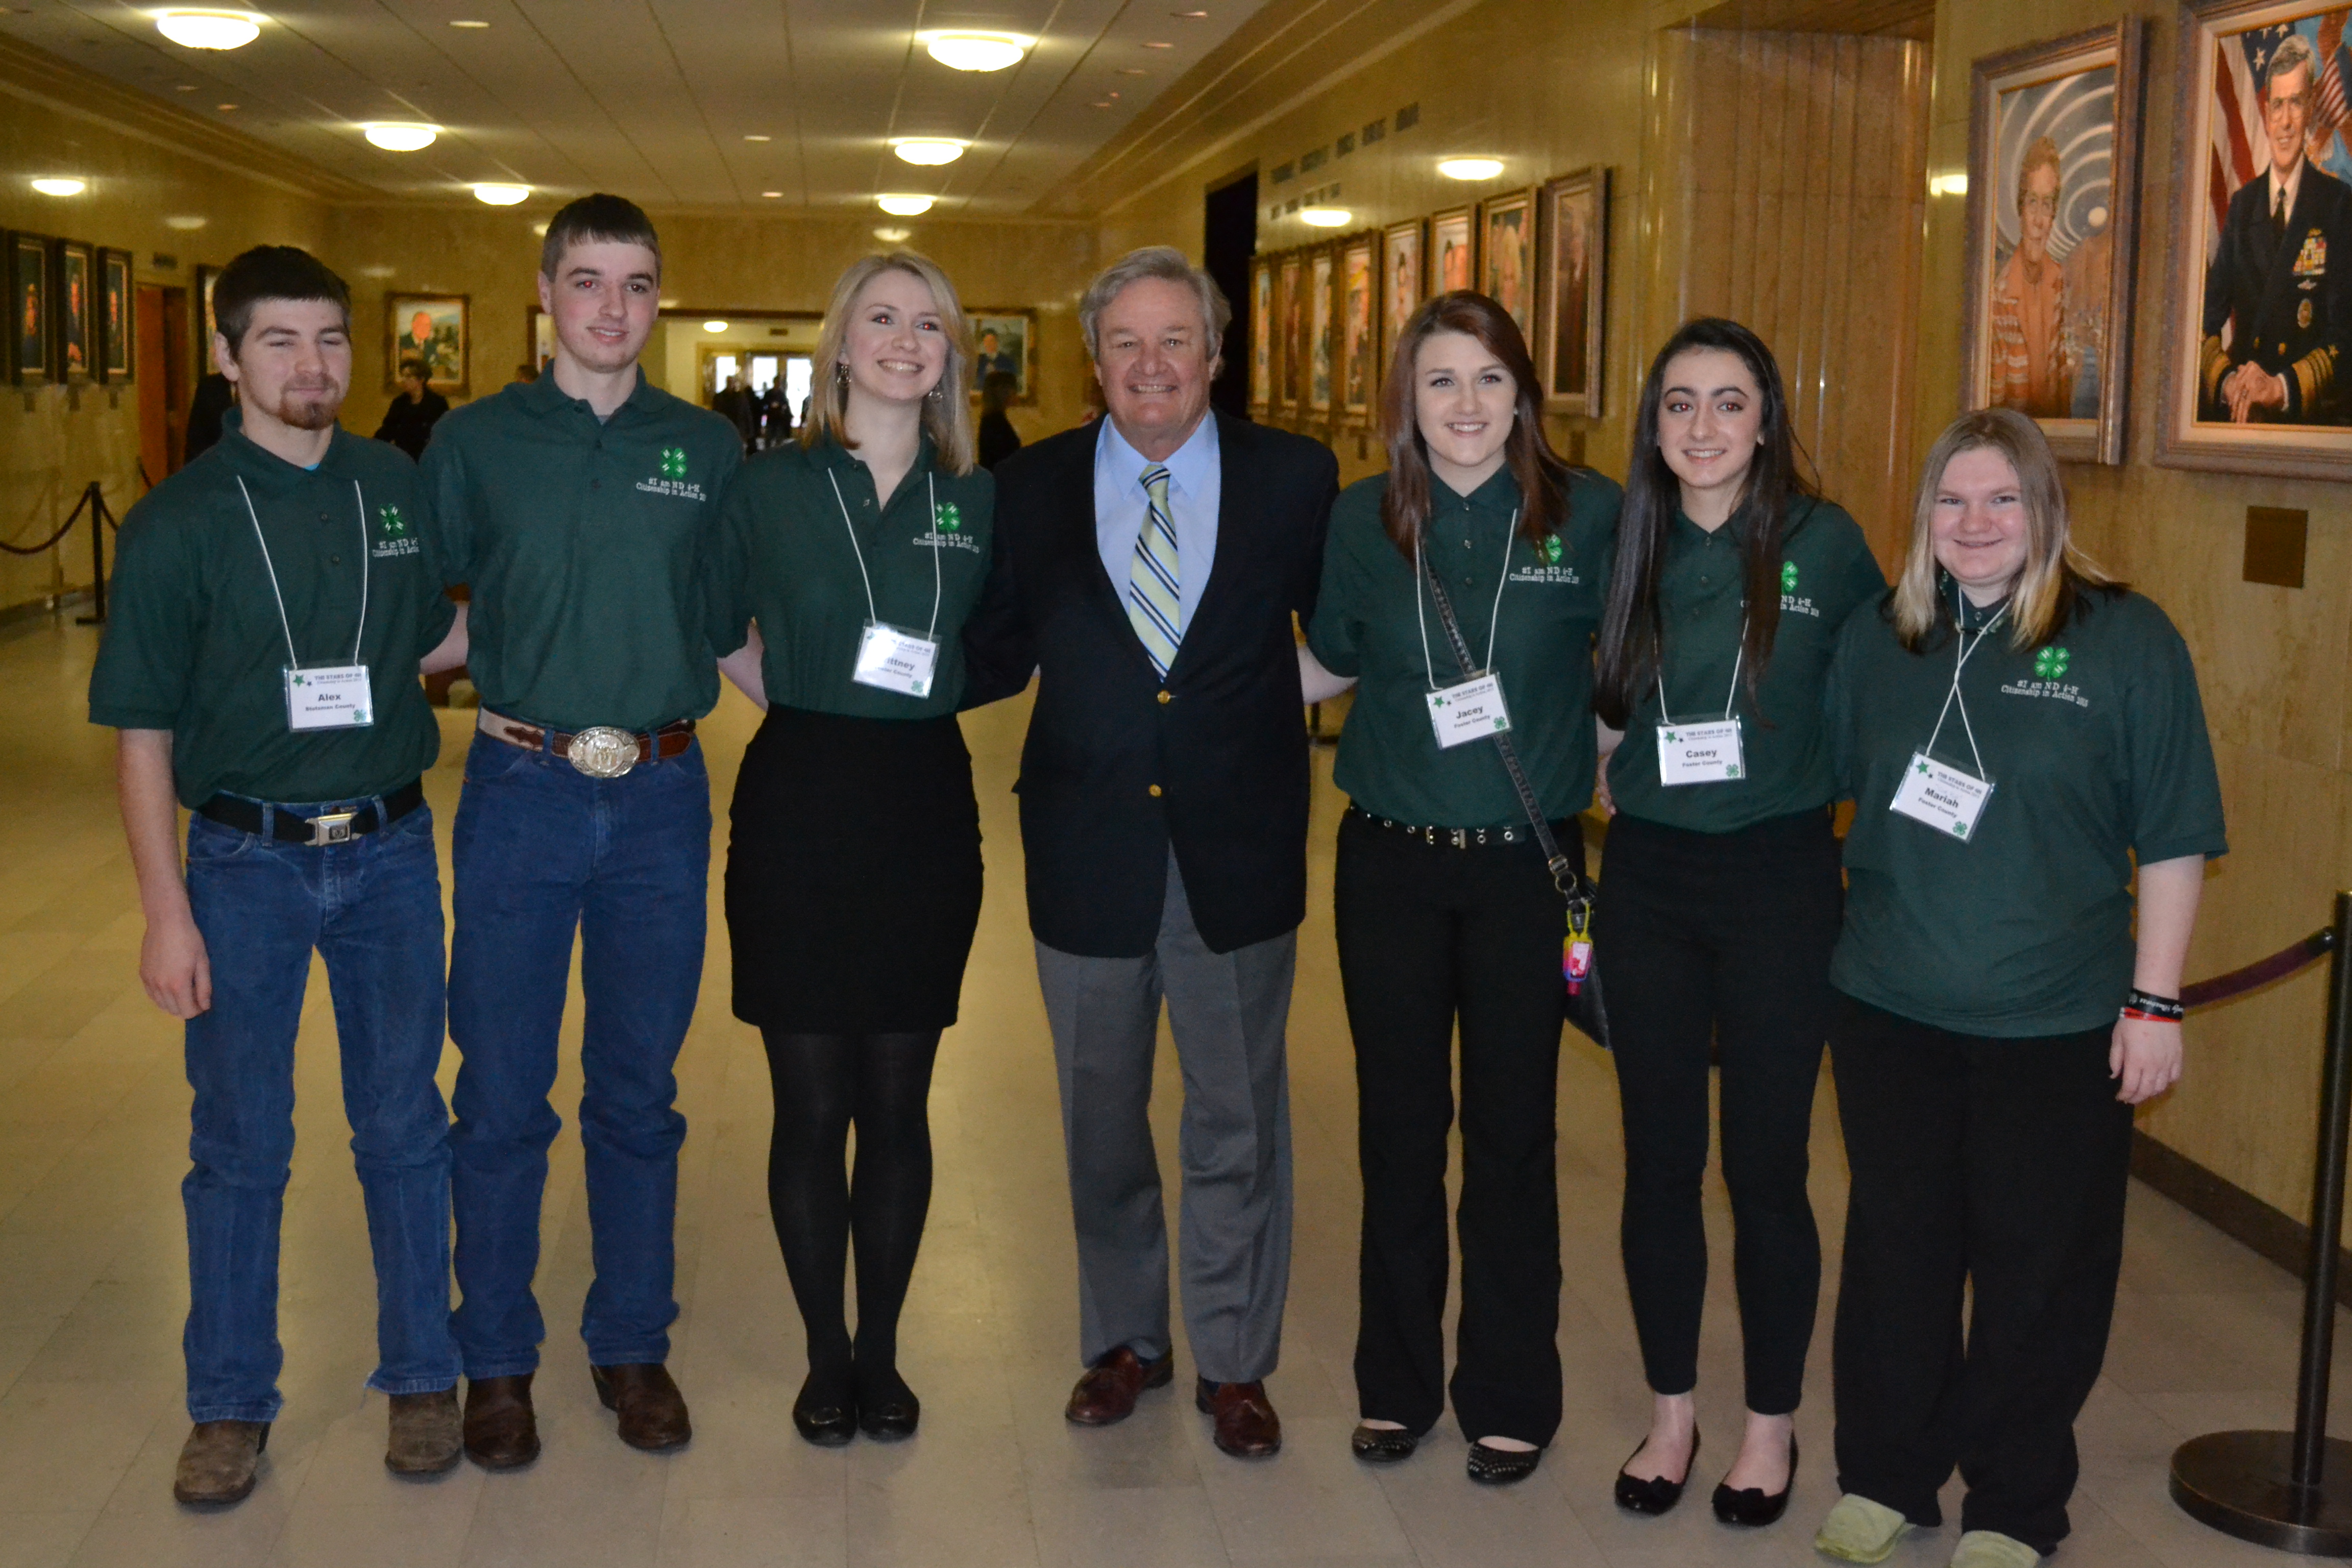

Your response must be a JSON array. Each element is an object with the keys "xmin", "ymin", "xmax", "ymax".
[{"xmin": 1377, "ymin": 291, "xmax": 1570, "ymax": 558}]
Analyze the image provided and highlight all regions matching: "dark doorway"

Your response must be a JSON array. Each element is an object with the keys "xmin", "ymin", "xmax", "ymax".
[
  {"xmin": 1203, "ymin": 166, "xmax": 1257, "ymax": 419},
  {"xmin": 136, "ymin": 284, "xmax": 190, "ymax": 480}
]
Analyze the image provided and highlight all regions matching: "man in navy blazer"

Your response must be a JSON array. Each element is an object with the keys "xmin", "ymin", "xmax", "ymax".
[{"xmin": 965, "ymin": 247, "xmax": 1337, "ymax": 1458}]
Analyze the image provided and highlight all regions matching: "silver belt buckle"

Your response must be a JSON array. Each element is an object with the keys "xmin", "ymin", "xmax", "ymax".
[
  {"xmin": 306, "ymin": 811, "xmax": 357, "ymax": 846},
  {"xmin": 567, "ymin": 725, "xmax": 640, "ymax": 779}
]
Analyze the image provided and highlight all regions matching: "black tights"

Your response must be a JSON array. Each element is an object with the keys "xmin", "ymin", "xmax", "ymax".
[{"xmin": 762, "ymin": 1030, "xmax": 942, "ymax": 1399}]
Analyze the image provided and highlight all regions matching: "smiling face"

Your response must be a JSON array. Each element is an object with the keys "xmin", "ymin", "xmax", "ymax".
[
  {"xmin": 1095, "ymin": 276, "xmax": 1216, "ymax": 460},
  {"xmin": 2019, "ymin": 161, "xmax": 2059, "ymax": 261},
  {"xmin": 1655, "ymin": 346, "xmax": 1764, "ymax": 523},
  {"xmin": 536, "ymin": 239, "xmax": 659, "ymax": 376},
  {"xmin": 1413, "ymin": 328, "xmax": 1516, "ymax": 496},
  {"xmin": 839, "ymin": 266, "xmax": 948, "ymax": 408},
  {"xmin": 2269, "ymin": 61, "xmax": 2314, "ymax": 178},
  {"xmin": 1931, "ymin": 444, "xmax": 2031, "ymax": 604},
  {"xmin": 219, "ymin": 296, "xmax": 350, "ymax": 433}
]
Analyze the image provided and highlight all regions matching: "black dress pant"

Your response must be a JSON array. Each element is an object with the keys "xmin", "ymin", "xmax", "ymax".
[
  {"xmin": 1335, "ymin": 808, "xmax": 1572, "ymax": 1446},
  {"xmin": 1829, "ymin": 997, "xmax": 2133, "ymax": 1555},
  {"xmin": 1597, "ymin": 807, "xmax": 1841, "ymax": 1414}
]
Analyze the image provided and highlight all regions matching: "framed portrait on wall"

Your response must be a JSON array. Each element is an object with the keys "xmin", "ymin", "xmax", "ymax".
[
  {"xmin": 1380, "ymin": 217, "xmax": 1425, "ymax": 380},
  {"xmin": 9, "ymin": 232, "xmax": 48, "ymax": 385},
  {"xmin": 1961, "ymin": 22, "xmax": 2145, "ymax": 465},
  {"xmin": 1249, "ymin": 255, "xmax": 1273, "ymax": 414},
  {"xmin": 968, "ymin": 309, "xmax": 1036, "ymax": 403},
  {"xmin": 1537, "ymin": 167, "xmax": 1609, "ymax": 416},
  {"xmin": 55, "ymin": 240, "xmax": 93, "ymax": 381},
  {"xmin": 98, "ymin": 248, "xmax": 132, "ymax": 383},
  {"xmin": 385, "ymin": 292, "xmax": 469, "ymax": 395},
  {"xmin": 1339, "ymin": 233, "xmax": 1376, "ymax": 424},
  {"xmin": 2159, "ymin": 0, "xmax": 2352, "ymax": 478},
  {"xmin": 1278, "ymin": 250, "xmax": 1306, "ymax": 414},
  {"xmin": 1432, "ymin": 206, "xmax": 1474, "ymax": 296},
  {"xmin": 194, "ymin": 263, "xmax": 220, "ymax": 366},
  {"xmin": 1308, "ymin": 246, "xmax": 1335, "ymax": 417},
  {"xmin": 1478, "ymin": 188, "xmax": 1536, "ymax": 338}
]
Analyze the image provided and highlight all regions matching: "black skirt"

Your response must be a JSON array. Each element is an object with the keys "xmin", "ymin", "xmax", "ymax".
[{"xmin": 724, "ymin": 705, "xmax": 984, "ymax": 1032}]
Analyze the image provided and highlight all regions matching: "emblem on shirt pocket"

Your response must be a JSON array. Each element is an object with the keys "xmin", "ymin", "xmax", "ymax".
[
  {"xmin": 937, "ymin": 502, "xmax": 962, "ymax": 531},
  {"xmin": 2034, "ymin": 645, "xmax": 2070, "ymax": 680},
  {"xmin": 636, "ymin": 447, "xmax": 707, "ymax": 501},
  {"xmin": 372, "ymin": 503, "xmax": 420, "ymax": 557}
]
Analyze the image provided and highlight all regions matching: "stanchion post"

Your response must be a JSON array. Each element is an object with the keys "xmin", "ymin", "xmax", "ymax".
[
  {"xmin": 74, "ymin": 481, "xmax": 105, "ymax": 626},
  {"xmin": 2298, "ymin": 891, "xmax": 2352, "ymax": 1485}
]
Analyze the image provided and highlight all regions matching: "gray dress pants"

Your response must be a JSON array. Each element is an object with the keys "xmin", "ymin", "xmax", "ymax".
[{"xmin": 1034, "ymin": 850, "xmax": 1296, "ymax": 1385}]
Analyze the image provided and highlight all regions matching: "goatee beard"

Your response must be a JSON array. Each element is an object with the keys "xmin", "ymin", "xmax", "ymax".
[{"xmin": 278, "ymin": 394, "xmax": 340, "ymax": 431}]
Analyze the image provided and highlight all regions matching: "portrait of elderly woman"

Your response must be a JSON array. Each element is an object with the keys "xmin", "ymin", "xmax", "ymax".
[{"xmin": 1989, "ymin": 136, "xmax": 2075, "ymax": 417}]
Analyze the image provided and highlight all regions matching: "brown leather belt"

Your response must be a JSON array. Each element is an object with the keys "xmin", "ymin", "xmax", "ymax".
[{"xmin": 479, "ymin": 708, "xmax": 694, "ymax": 779}]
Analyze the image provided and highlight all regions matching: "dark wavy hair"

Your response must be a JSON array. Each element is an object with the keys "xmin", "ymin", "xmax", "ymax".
[
  {"xmin": 1377, "ymin": 291, "xmax": 1571, "ymax": 558},
  {"xmin": 1595, "ymin": 317, "xmax": 1818, "ymax": 728}
]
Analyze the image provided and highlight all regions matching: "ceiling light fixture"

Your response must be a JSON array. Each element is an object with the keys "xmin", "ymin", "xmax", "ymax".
[
  {"xmin": 471, "ymin": 182, "xmax": 530, "ymax": 205},
  {"xmin": 743, "ymin": 133, "xmax": 770, "ymax": 142},
  {"xmin": 362, "ymin": 122, "xmax": 438, "ymax": 151},
  {"xmin": 153, "ymin": 9, "xmax": 261, "ymax": 49},
  {"xmin": 875, "ymin": 193, "xmax": 933, "ymax": 216},
  {"xmin": 891, "ymin": 138, "xmax": 966, "ymax": 166},
  {"xmin": 874, "ymin": 226, "xmax": 912, "ymax": 242},
  {"xmin": 923, "ymin": 31, "xmax": 1030, "ymax": 71},
  {"xmin": 165, "ymin": 214, "xmax": 208, "ymax": 229},
  {"xmin": 1115, "ymin": 67, "xmax": 1145, "ymax": 75},
  {"xmin": 31, "ymin": 178, "xmax": 85, "ymax": 197},
  {"xmin": 359, "ymin": 264, "xmax": 395, "ymax": 279},
  {"xmin": 449, "ymin": 18, "xmax": 487, "ymax": 27},
  {"xmin": 1300, "ymin": 206, "xmax": 1350, "ymax": 227},
  {"xmin": 762, "ymin": 190, "xmax": 782, "ymax": 199},
  {"xmin": 216, "ymin": 103, "xmax": 237, "ymax": 110},
  {"xmin": 1171, "ymin": 8, "xmax": 1209, "ymax": 15},
  {"xmin": 1437, "ymin": 157, "xmax": 1503, "ymax": 181},
  {"xmin": 702, "ymin": 320, "xmax": 728, "ymax": 333},
  {"xmin": 1142, "ymin": 40, "xmax": 1173, "ymax": 48}
]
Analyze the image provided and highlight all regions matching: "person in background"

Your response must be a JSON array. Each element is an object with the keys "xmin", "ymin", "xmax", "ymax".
[
  {"xmin": 1811, "ymin": 407, "xmax": 2225, "ymax": 1568},
  {"xmin": 760, "ymin": 379, "xmax": 791, "ymax": 447},
  {"xmin": 714, "ymin": 372, "xmax": 756, "ymax": 454},
  {"xmin": 374, "ymin": 358, "xmax": 449, "ymax": 459},
  {"xmin": 977, "ymin": 369, "xmax": 1021, "ymax": 470},
  {"xmin": 184, "ymin": 369, "xmax": 235, "ymax": 463},
  {"xmin": 1307, "ymin": 290, "xmax": 1618, "ymax": 1485},
  {"xmin": 1592, "ymin": 317, "xmax": 1885, "ymax": 1525}
]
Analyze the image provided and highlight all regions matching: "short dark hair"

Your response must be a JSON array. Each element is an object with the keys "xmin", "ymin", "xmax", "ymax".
[
  {"xmin": 213, "ymin": 246, "xmax": 350, "ymax": 353},
  {"xmin": 539, "ymin": 192, "xmax": 661, "ymax": 280},
  {"xmin": 398, "ymin": 358, "xmax": 425, "ymax": 380}
]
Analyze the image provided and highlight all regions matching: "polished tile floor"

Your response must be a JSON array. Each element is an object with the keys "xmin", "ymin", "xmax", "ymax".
[{"xmin": 0, "ymin": 611, "xmax": 2329, "ymax": 1566}]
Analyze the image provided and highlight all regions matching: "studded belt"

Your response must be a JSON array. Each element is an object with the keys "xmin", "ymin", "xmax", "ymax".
[{"xmin": 1345, "ymin": 803, "xmax": 1535, "ymax": 848}]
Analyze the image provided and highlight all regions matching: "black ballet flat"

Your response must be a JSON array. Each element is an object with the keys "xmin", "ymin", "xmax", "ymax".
[
  {"xmin": 1466, "ymin": 1440, "xmax": 1543, "ymax": 1485},
  {"xmin": 1350, "ymin": 1423, "xmax": 1419, "ymax": 1463},
  {"xmin": 1614, "ymin": 1428, "xmax": 1700, "ymax": 1515},
  {"xmin": 1711, "ymin": 1436, "xmax": 1798, "ymax": 1527},
  {"xmin": 854, "ymin": 1366, "xmax": 919, "ymax": 1442},
  {"xmin": 792, "ymin": 1367, "xmax": 857, "ymax": 1448}
]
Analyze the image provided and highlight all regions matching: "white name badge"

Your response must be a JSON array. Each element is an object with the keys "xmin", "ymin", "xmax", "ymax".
[
  {"xmin": 284, "ymin": 664, "xmax": 374, "ymax": 731},
  {"xmin": 1889, "ymin": 750, "xmax": 1994, "ymax": 842},
  {"xmin": 1425, "ymin": 671, "xmax": 1511, "ymax": 749},
  {"xmin": 853, "ymin": 621, "xmax": 941, "ymax": 699},
  {"xmin": 1655, "ymin": 718, "xmax": 1744, "ymax": 785}
]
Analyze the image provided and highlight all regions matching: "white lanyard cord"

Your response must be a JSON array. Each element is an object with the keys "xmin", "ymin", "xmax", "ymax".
[
  {"xmin": 1655, "ymin": 616, "xmax": 1746, "ymax": 725},
  {"xmin": 1415, "ymin": 506, "xmax": 1517, "ymax": 687},
  {"xmin": 238, "ymin": 474, "xmax": 370, "ymax": 667},
  {"xmin": 827, "ymin": 467, "xmax": 943, "ymax": 645},
  {"xmin": 1924, "ymin": 597, "xmax": 2006, "ymax": 778}
]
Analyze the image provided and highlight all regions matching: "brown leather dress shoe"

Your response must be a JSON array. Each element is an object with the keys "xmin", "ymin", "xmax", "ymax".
[
  {"xmin": 386, "ymin": 1388, "xmax": 462, "ymax": 1476},
  {"xmin": 174, "ymin": 1419, "xmax": 268, "ymax": 1505},
  {"xmin": 1064, "ymin": 1345, "xmax": 1174, "ymax": 1426},
  {"xmin": 1195, "ymin": 1377, "xmax": 1281, "ymax": 1458},
  {"xmin": 463, "ymin": 1374, "xmax": 541, "ymax": 1471},
  {"xmin": 592, "ymin": 1362, "xmax": 692, "ymax": 1452}
]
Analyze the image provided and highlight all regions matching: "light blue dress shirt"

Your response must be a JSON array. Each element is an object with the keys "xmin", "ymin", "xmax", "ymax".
[{"xmin": 1093, "ymin": 413, "xmax": 1221, "ymax": 635}]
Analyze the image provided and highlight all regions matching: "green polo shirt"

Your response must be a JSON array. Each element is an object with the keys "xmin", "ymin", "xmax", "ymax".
[
  {"xmin": 1308, "ymin": 464, "xmax": 1620, "ymax": 828},
  {"xmin": 1827, "ymin": 583, "xmax": 2228, "ymax": 1037},
  {"xmin": 420, "ymin": 367, "xmax": 742, "ymax": 733},
  {"xmin": 705, "ymin": 436, "xmax": 993, "ymax": 719},
  {"xmin": 87, "ymin": 413, "xmax": 455, "ymax": 807},
  {"xmin": 1606, "ymin": 498, "xmax": 1885, "ymax": 832}
]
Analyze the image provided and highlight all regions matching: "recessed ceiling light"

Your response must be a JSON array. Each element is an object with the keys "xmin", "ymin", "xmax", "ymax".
[
  {"xmin": 1437, "ymin": 158, "xmax": 1503, "ymax": 181},
  {"xmin": 1142, "ymin": 40, "xmax": 1174, "ymax": 48},
  {"xmin": 215, "ymin": 102, "xmax": 237, "ymax": 111},
  {"xmin": 174, "ymin": 83, "xmax": 196, "ymax": 91},
  {"xmin": 702, "ymin": 320, "xmax": 728, "ymax": 333},
  {"xmin": 873, "ymin": 226, "xmax": 912, "ymax": 242},
  {"xmin": 922, "ymin": 31, "xmax": 1030, "ymax": 71},
  {"xmin": 1172, "ymin": 8, "xmax": 1209, "ymax": 15},
  {"xmin": 875, "ymin": 193, "xmax": 933, "ymax": 216},
  {"xmin": 359, "ymin": 264, "xmax": 395, "ymax": 279},
  {"xmin": 164, "ymin": 214, "xmax": 208, "ymax": 229},
  {"xmin": 762, "ymin": 190, "xmax": 782, "ymax": 199},
  {"xmin": 153, "ymin": 10, "xmax": 261, "ymax": 50},
  {"xmin": 1088, "ymin": 100, "xmax": 1111, "ymax": 109},
  {"xmin": 743, "ymin": 133, "xmax": 770, "ymax": 142},
  {"xmin": 1300, "ymin": 207, "xmax": 1350, "ymax": 227},
  {"xmin": 449, "ymin": 18, "xmax": 488, "ymax": 27},
  {"xmin": 362, "ymin": 122, "xmax": 438, "ymax": 152},
  {"xmin": 31, "ymin": 178, "xmax": 85, "ymax": 197},
  {"xmin": 1115, "ymin": 67, "xmax": 1145, "ymax": 75},
  {"xmin": 471, "ymin": 182, "xmax": 530, "ymax": 205},
  {"xmin": 891, "ymin": 138, "xmax": 966, "ymax": 166}
]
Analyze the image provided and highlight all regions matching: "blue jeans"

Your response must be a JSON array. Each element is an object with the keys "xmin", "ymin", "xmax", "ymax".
[
  {"xmin": 447, "ymin": 731, "xmax": 710, "ymax": 1377},
  {"xmin": 181, "ymin": 799, "xmax": 458, "ymax": 1424}
]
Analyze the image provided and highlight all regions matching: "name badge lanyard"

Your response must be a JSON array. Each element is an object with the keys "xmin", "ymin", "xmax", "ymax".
[
  {"xmin": 1888, "ymin": 596, "xmax": 2007, "ymax": 842},
  {"xmin": 1652, "ymin": 620, "xmax": 1746, "ymax": 785},
  {"xmin": 239, "ymin": 474, "xmax": 376, "ymax": 731},
  {"xmin": 828, "ymin": 467, "xmax": 944, "ymax": 699},
  {"xmin": 1414, "ymin": 508, "xmax": 1517, "ymax": 749}
]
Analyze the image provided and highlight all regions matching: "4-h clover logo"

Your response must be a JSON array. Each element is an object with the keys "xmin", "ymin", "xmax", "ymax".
[
  {"xmin": 377, "ymin": 505, "xmax": 409, "ymax": 538},
  {"xmin": 2033, "ymin": 646, "xmax": 2071, "ymax": 680},
  {"xmin": 1780, "ymin": 560, "xmax": 1799, "ymax": 593},
  {"xmin": 659, "ymin": 447, "xmax": 688, "ymax": 480},
  {"xmin": 1541, "ymin": 535, "xmax": 1563, "ymax": 566},
  {"xmin": 937, "ymin": 502, "xmax": 962, "ymax": 531}
]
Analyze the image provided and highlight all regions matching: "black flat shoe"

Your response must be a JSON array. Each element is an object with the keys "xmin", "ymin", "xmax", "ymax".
[
  {"xmin": 1614, "ymin": 1428, "xmax": 1700, "ymax": 1515},
  {"xmin": 1466, "ymin": 1440, "xmax": 1542, "ymax": 1485},
  {"xmin": 791, "ymin": 1366, "xmax": 857, "ymax": 1448},
  {"xmin": 1711, "ymin": 1435, "xmax": 1797, "ymax": 1526},
  {"xmin": 1350, "ymin": 1423, "xmax": 1418, "ymax": 1463},
  {"xmin": 855, "ymin": 1364, "xmax": 919, "ymax": 1442}
]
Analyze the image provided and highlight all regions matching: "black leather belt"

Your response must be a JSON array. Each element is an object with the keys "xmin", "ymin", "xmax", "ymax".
[
  {"xmin": 197, "ymin": 780, "xmax": 426, "ymax": 846},
  {"xmin": 1346, "ymin": 803, "xmax": 1538, "ymax": 848}
]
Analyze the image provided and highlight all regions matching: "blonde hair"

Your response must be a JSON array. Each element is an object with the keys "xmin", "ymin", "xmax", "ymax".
[
  {"xmin": 1892, "ymin": 407, "xmax": 2116, "ymax": 650},
  {"xmin": 799, "ymin": 251, "xmax": 975, "ymax": 475}
]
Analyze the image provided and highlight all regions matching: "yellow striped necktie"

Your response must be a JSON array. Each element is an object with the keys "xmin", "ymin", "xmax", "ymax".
[{"xmin": 1126, "ymin": 464, "xmax": 1181, "ymax": 676}]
